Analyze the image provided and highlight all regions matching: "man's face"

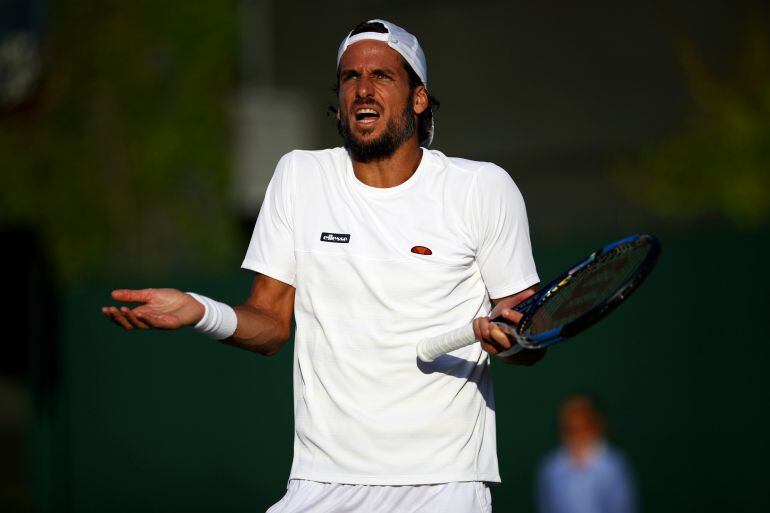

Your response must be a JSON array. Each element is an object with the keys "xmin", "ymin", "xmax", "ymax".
[
  {"xmin": 560, "ymin": 398, "xmax": 602, "ymax": 449},
  {"xmin": 336, "ymin": 40, "xmax": 425, "ymax": 162}
]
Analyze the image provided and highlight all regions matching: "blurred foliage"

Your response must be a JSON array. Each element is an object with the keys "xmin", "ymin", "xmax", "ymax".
[
  {"xmin": 613, "ymin": 15, "xmax": 770, "ymax": 228},
  {"xmin": 0, "ymin": 1, "xmax": 238, "ymax": 282}
]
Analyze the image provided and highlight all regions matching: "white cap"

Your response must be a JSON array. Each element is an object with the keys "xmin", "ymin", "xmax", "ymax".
[
  {"xmin": 337, "ymin": 19, "xmax": 428, "ymax": 88},
  {"xmin": 336, "ymin": 19, "xmax": 433, "ymax": 146}
]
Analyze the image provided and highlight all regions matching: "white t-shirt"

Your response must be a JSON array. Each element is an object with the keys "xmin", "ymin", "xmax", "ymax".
[{"xmin": 242, "ymin": 147, "xmax": 539, "ymax": 485}]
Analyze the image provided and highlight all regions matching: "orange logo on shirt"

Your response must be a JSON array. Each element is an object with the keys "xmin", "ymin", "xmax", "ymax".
[{"xmin": 411, "ymin": 246, "xmax": 432, "ymax": 255}]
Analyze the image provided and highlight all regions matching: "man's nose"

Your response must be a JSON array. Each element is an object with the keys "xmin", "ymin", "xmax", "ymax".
[{"xmin": 356, "ymin": 76, "xmax": 374, "ymax": 98}]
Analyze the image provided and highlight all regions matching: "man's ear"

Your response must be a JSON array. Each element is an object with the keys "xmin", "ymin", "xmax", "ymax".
[
  {"xmin": 413, "ymin": 85, "xmax": 429, "ymax": 115},
  {"xmin": 336, "ymin": 106, "xmax": 341, "ymax": 121}
]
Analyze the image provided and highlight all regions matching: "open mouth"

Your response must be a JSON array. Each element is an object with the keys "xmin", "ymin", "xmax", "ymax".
[{"xmin": 355, "ymin": 108, "xmax": 380, "ymax": 124}]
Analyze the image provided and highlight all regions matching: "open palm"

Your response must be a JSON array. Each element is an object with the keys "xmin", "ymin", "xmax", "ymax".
[{"xmin": 102, "ymin": 288, "xmax": 204, "ymax": 330}]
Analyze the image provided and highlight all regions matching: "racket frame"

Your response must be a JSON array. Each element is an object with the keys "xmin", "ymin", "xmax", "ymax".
[{"xmin": 500, "ymin": 234, "xmax": 661, "ymax": 349}]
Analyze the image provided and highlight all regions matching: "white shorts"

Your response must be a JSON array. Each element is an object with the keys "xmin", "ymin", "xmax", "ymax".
[{"xmin": 266, "ymin": 479, "xmax": 493, "ymax": 513}]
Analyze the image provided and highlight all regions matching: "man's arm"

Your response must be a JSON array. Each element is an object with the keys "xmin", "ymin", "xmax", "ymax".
[
  {"xmin": 102, "ymin": 273, "xmax": 295, "ymax": 356},
  {"xmin": 225, "ymin": 274, "xmax": 294, "ymax": 355},
  {"xmin": 473, "ymin": 285, "xmax": 547, "ymax": 366}
]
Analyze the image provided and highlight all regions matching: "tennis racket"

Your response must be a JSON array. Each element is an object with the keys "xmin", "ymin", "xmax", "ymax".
[{"xmin": 416, "ymin": 234, "xmax": 661, "ymax": 362}]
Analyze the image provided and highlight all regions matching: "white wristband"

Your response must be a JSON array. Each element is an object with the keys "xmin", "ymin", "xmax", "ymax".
[{"xmin": 186, "ymin": 293, "xmax": 237, "ymax": 340}]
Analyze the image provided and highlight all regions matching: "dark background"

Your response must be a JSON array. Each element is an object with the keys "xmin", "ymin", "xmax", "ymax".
[{"xmin": 1, "ymin": 0, "xmax": 768, "ymax": 512}]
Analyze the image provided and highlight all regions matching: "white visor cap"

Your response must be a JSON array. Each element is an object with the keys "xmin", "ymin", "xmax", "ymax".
[{"xmin": 336, "ymin": 19, "xmax": 428, "ymax": 90}]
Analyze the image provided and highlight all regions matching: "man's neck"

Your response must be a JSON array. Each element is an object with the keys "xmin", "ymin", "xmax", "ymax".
[
  {"xmin": 567, "ymin": 439, "xmax": 603, "ymax": 467},
  {"xmin": 350, "ymin": 139, "xmax": 423, "ymax": 188}
]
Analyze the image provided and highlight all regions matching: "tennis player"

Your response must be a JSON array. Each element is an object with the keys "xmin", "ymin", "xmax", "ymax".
[{"xmin": 103, "ymin": 19, "xmax": 545, "ymax": 512}]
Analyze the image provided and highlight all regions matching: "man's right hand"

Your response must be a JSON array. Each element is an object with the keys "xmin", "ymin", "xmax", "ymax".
[{"xmin": 102, "ymin": 288, "xmax": 205, "ymax": 330}]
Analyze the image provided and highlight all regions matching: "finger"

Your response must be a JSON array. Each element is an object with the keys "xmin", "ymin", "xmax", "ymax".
[
  {"xmin": 478, "ymin": 319, "xmax": 507, "ymax": 355},
  {"xmin": 473, "ymin": 317, "xmax": 489, "ymax": 342},
  {"xmin": 515, "ymin": 287, "xmax": 536, "ymax": 301},
  {"xmin": 489, "ymin": 323, "xmax": 512, "ymax": 349},
  {"xmin": 478, "ymin": 316, "xmax": 492, "ymax": 342},
  {"xmin": 111, "ymin": 289, "xmax": 153, "ymax": 304},
  {"xmin": 480, "ymin": 340, "xmax": 499, "ymax": 356},
  {"xmin": 121, "ymin": 307, "xmax": 150, "ymax": 329},
  {"xmin": 499, "ymin": 309, "xmax": 523, "ymax": 324},
  {"xmin": 106, "ymin": 307, "xmax": 133, "ymax": 330}
]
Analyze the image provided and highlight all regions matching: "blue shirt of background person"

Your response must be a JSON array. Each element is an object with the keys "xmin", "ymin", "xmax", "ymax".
[{"xmin": 536, "ymin": 394, "xmax": 636, "ymax": 513}]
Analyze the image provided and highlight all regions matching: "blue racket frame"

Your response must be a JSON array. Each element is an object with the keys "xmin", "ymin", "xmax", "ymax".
[{"xmin": 496, "ymin": 234, "xmax": 661, "ymax": 349}]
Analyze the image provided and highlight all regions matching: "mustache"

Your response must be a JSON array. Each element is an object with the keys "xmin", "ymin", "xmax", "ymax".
[{"xmin": 351, "ymin": 97, "xmax": 383, "ymax": 110}]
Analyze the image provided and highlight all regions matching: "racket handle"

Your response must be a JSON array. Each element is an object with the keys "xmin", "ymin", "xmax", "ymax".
[{"xmin": 417, "ymin": 324, "xmax": 476, "ymax": 362}]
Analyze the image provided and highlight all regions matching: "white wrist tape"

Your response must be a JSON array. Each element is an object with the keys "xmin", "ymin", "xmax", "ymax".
[{"xmin": 186, "ymin": 293, "xmax": 237, "ymax": 340}]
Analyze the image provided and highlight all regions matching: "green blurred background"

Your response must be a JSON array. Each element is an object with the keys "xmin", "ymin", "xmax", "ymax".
[{"xmin": 1, "ymin": 1, "xmax": 768, "ymax": 512}]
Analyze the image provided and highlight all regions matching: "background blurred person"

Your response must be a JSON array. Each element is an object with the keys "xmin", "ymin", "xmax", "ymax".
[{"xmin": 537, "ymin": 394, "xmax": 636, "ymax": 513}]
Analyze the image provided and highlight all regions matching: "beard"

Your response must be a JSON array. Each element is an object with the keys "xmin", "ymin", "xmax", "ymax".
[{"xmin": 337, "ymin": 94, "xmax": 416, "ymax": 163}]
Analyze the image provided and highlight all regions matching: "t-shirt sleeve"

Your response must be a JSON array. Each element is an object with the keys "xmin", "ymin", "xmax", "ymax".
[
  {"xmin": 241, "ymin": 152, "xmax": 297, "ymax": 286},
  {"xmin": 472, "ymin": 164, "xmax": 539, "ymax": 299}
]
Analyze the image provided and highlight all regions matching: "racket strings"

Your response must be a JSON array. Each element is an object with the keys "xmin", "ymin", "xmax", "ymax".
[{"xmin": 524, "ymin": 244, "xmax": 651, "ymax": 336}]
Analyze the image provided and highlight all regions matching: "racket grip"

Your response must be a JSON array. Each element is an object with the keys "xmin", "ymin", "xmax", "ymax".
[{"xmin": 416, "ymin": 324, "xmax": 476, "ymax": 362}]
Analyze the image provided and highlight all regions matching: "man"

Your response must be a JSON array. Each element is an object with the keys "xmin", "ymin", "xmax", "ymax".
[
  {"xmin": 537, "ymin": 394, "xmax": 636, "ymax": 513},
  {"xmin": 103, "ymin": 19, "xmax": 544, "ymax": 512}
]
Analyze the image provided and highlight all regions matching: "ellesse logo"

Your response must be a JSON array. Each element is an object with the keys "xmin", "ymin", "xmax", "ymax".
[
  {"xmin": 411, "ymin": 246, "xmax": 432, "ymax": 255},
  {"xmin": 320, "ymin": 232, "xmax": 350, "ymax": 243}
]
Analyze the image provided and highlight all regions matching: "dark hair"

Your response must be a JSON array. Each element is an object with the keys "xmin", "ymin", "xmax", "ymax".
[
  {"xmin": 349, "ymin": 20, "xmax": 388, "ymax": 37},
  {"xmin": 562, "ymin": 392, "xmax": 607, "ymax": 419},
  {"xmin": 401, "ymin": 60, "xmax": 440, "ymax": 146},
  {"xmin": 331, "ymin": 20, "xmax": 440, "ymax": 146}
]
